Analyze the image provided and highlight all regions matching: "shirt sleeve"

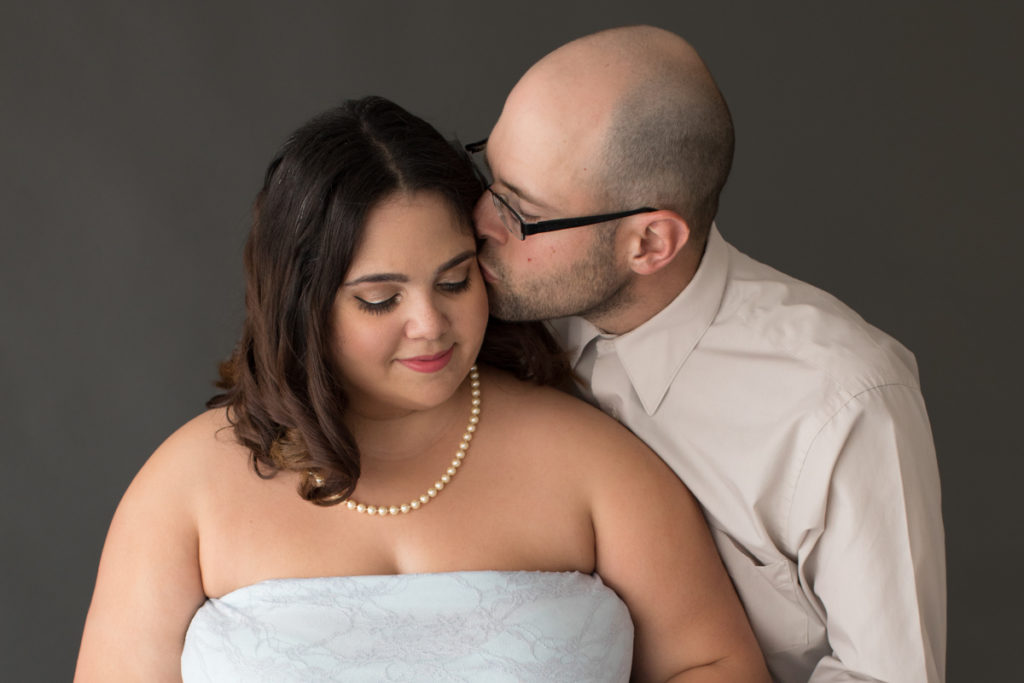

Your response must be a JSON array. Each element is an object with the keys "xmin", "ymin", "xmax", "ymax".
[{"xmin": 791, "ymin": 383, "xmax": 946, "ymax": 682}]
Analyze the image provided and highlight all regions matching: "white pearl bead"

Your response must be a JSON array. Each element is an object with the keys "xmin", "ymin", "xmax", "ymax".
[{"xmin": 343, "ymin": 365, "xmax": 480, "ymax": 518}]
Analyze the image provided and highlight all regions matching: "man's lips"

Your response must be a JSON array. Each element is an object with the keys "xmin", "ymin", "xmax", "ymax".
[{"xmin": 478, "ymin": 260, "xmax": 498, "ymax": 283}]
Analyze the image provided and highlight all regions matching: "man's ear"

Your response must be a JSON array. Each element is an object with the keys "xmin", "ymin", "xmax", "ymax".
[{"xmin": 625, "ymin": 210, "xmax": 690, "ymax": 275}]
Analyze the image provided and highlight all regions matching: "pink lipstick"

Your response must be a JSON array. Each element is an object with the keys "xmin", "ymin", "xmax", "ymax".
[{"xmin": 398, "ymin": 346, "xmax": 454, "ymax": 373}]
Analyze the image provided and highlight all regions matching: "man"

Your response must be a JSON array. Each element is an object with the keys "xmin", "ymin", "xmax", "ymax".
[{"xmin": 472, "ymin": 25, "xmax": 945, "ymax": 682}]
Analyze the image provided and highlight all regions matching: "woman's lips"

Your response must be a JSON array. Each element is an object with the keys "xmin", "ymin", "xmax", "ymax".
[{"xmin": 398, "ymin": 346, "xmax": 454, "ymax": 373}]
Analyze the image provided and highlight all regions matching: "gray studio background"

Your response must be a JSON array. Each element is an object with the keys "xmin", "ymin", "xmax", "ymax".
[{"xmin": 3, "ymin": 1, "xmax": 1021, "ymax": 680}]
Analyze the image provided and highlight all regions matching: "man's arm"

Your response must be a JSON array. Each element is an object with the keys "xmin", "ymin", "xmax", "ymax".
[{"xmin": 792, "ymin": 383, "xmax": 945, "ymax": 682}]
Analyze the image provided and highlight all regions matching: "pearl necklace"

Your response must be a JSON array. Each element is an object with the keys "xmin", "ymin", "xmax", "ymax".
[{"xmin": 309, "ymin": 366, "xmax": 481, "ymax": 516}]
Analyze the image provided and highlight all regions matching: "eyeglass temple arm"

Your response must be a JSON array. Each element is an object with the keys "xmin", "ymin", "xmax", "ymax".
[{"xmin": 523, "ymin": 208, "xmax": 659, "ymax": 236}]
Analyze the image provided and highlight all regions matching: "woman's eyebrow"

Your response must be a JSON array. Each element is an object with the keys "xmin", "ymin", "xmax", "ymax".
[
  {"xmin": 436, "ymin": 250, "xmax": 475, "ymax": 275},
  {"xmin": 343, "ymin": 272, "xmax": 408, "ymax": 287},
  {"xmin": 343, "ymin": 250, "xmax": 475, "ymax": 287}
]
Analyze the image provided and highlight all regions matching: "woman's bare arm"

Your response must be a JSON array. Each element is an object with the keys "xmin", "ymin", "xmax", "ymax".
[
  {"xmin": 74, "ymin": 418, "xmax": 209, "ymax": 682},
  {"xmin": 576, "ymin": 411, "xmax": 769, "ymax": 682}
]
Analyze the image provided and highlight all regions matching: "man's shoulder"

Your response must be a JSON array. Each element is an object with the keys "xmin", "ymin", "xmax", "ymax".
[{"xmin": 712, "ymin": 244, "xmax": 921, "ymax": 395}]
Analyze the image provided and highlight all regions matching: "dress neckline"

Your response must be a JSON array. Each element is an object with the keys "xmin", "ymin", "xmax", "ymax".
[{"xmin": 211, "ymin": 569, "xmax": 598, "ymax": 601}]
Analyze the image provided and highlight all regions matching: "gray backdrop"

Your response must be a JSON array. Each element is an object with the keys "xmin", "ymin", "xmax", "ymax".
[{"xmin": 3, "ymin": 1, "xmax": 1021, "ymax": 680}]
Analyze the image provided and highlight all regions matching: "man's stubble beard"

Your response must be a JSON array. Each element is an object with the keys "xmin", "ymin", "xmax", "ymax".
[{"xmin": 482, "ymin": 230, "xmax": 633, "ymax": 324}]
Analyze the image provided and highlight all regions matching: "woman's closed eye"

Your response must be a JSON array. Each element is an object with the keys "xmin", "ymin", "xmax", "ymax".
[
  {"xmin": 356, "ymin": 293, "xmax": 399, "ymax": 315},
  {"xmin": 438, "ymin": 276, "xmax": 471, "ymax": 294},
  {"xmin": 355, "ymin": 275, "xmax": 469, "ymax": 315}
]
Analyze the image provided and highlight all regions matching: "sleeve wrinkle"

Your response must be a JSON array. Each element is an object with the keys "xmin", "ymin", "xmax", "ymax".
[{"xmin": 785, "ymin": 382, "xmax": 922, "ymax": 553}]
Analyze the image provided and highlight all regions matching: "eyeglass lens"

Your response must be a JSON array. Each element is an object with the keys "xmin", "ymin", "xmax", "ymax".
[{"xmin": 489, "ymin": 191, "xmax": 524, "ymax": 240}]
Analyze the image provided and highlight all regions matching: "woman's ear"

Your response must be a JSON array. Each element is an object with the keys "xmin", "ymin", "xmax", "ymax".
[{"xmin": 624, "ymin": 210, "xmax": 690, "ymax": 275}]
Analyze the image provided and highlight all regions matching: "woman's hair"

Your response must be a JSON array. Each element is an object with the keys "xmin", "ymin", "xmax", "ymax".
[{"xmin": 208, "ymin": 96, "xmax": 568, "ymax": 505}]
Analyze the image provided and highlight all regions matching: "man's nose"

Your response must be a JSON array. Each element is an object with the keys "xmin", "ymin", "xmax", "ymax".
[{"xmin": 473, "ymin": 193, "xmax": 509, "ymax": 244}]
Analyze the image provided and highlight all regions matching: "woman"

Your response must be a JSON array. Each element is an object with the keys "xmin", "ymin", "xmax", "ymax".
[{"xmin": 75, "ymin": 97, "xmax": 768, "ymax": 682}]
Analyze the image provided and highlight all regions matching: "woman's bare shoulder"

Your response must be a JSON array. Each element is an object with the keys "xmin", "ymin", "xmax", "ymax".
[
  {"xmin": 480, "ymin": 366, "xmax": 652, "ymax": 460},
  {"xmin": 126, "ymin": 408, "xmax": 248, "ymax": 504},
  {"xmin": 76, "ymin": 411, "xmax": 228, "ymax": 681},
  {"xmin": 159, "ymin": 407, "xmax": 242, "ymax": 455}
]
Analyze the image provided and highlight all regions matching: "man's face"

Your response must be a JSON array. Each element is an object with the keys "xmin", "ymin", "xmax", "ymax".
[{"xmin": 473, "ymin": 96, "xmax": 631, "ymax": 323}]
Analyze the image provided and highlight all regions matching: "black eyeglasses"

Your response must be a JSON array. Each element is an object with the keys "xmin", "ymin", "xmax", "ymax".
[{"xmin": 465, "ymin": 138, "xmax": 658, "ymax": 241}]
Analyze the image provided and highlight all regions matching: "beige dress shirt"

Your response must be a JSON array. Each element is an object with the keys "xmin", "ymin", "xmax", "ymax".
[{"xmin": 549, "ymin": 227, "xmax": 945, "ymax": 682}]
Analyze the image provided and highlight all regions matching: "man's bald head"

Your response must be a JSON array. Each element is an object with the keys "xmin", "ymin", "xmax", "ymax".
[{"xmin": 497, "ymin": 26, "xmax": 734, "ymax": 247}]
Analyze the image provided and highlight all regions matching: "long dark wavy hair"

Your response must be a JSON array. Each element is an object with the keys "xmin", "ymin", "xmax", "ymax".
[{"xmin": 208, "ymin": 96, "xmax": 568, "ymax": 505}]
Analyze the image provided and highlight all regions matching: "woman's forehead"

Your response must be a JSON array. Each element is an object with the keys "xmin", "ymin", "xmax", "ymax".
[{"xmin": 346, "ymin": 192, "xmax": 474, "ymax": 277}]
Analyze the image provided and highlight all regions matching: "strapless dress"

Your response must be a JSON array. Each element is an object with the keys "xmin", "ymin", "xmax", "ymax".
[{"xmin": 181, "ymin": 570, "xmax": 633, "ymax": 682}]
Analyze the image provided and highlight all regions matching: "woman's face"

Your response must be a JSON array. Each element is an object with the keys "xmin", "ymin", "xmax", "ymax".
[{"xmin": 332, "ymin": 191, "xmax": 489, "ymax": 418}]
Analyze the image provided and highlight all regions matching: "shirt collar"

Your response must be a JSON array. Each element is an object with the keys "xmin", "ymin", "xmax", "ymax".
[{"xmin": 551, "ymin": 224, "xmax": 731, "ymax": 415}]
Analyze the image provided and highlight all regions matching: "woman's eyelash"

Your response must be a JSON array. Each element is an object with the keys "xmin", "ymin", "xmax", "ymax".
[
  {"xmin": 356, "ymin": 295, "xmax": 398, "ymax": 314},
  {"xmin": 355, "ymin": 278, "xmax": 469, "ymax": 314},
  {"xmin": 438, "ymin": 278, "xmax": 470, "ymax": 293}
]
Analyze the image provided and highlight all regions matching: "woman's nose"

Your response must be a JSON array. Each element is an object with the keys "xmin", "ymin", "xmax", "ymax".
[{"xmin": 405, "ymin": 297, "xmax": 449, "ymax": 340}]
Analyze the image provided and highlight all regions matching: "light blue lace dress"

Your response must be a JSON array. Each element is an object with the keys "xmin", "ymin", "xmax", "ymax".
[{"xmin": 181, "ymin": 570, "xmax": 633, "ymax": 682}]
